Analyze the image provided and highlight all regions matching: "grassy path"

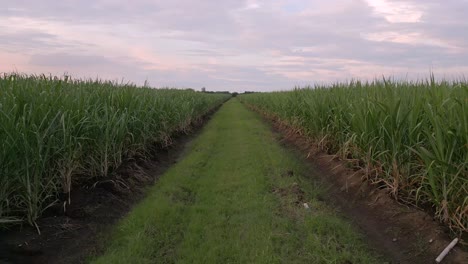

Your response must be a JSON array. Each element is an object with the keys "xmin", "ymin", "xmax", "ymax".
[{"xmin": 93, "ymin": 99, "xmax": 381, "ymax": 264}]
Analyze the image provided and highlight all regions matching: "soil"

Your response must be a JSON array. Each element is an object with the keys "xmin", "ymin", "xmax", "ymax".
[
  {"xmin": 259, "ymin": 109, "xmax": 468, "ymax": 264},
  {"xmin": 272, "ymin": 182, "xmax": 306, "ymax": 206},
  {"xmin": 0, "ymin": 106, "xmax": 222, "ymax": 264}
]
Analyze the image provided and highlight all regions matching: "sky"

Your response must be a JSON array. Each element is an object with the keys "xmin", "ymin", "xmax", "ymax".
[{"xmin": 1, "ymin": 0, "xmax": 467, "ymax": 92}]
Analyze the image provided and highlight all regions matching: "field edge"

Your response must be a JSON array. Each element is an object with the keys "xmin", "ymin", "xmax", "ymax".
[
  {"xmin": 242, "ymin": 101, "xmax": 468, "ymax": 264},
  {"xmin": 0, "ymin": 100, "xmax": 228, "ymax": 264}
]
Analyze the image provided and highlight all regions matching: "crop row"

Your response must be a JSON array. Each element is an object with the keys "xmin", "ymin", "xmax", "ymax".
[
  {"xmin": 0, "ymin": 74, "xmax": 230, "ymax": 227},
  {"xmin": 240, "ymin": 78, "xmax": 467, "ymax": 233}
]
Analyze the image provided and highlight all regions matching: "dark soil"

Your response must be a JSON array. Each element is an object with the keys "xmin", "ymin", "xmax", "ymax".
[
  {"xmin": 272, "ymin": 182, "xmax": 306, "ymax": 206},
  {"xmin": 256, "ymin": 109, "xmax": 468, "ymax": 264},
  {"xmin": 0, "ymin": 106, "xmax": 223, "ymax": 264}
]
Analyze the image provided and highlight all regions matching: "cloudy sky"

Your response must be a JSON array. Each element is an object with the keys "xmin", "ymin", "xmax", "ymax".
[{"xmin": 1, "ymin": 0, "xmax": 467, "ymax": 91}]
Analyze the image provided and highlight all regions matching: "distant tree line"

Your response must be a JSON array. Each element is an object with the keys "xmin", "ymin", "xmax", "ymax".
[{"xmin": 199, "ymin": 88, "xmax": 257, "ymax": 97}]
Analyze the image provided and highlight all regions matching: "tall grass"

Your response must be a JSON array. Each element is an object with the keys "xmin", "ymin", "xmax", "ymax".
[
  {"xmin": 0, "ymin": 73, "xmax": 230, "ymax": 227},
  {"xmin": 240, "ymin": 78, "xmax": 467, "ymax": 233}
]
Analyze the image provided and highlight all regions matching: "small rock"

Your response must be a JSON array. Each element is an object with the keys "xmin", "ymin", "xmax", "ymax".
[
  {"xmin": 392, "ymin": 238, "xmax": 398, "ymax": 242},
  {"xmin": 429, "ymin": 239, "xmax": 433, "ymax": 243}
]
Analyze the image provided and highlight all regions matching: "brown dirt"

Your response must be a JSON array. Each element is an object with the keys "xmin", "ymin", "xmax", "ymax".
[
  {"xmin": 0, "ymin": 106, "xmax": 223, "ymax": 264},
  {"xmin": 254, "ymin": 107, "xmax": 468, "ymax": 264},
  {"xmin": 272, "ymin": 182, "xmax": 308, "ymax": 221},
  {"xmin": 272, "ymin": 182, "xmax": 306, "ymax": 206}
]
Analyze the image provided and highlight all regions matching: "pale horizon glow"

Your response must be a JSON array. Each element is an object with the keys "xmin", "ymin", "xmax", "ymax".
[{"xmin": 1, "ymin": 0, "xmax": 467, "ymax": 92}]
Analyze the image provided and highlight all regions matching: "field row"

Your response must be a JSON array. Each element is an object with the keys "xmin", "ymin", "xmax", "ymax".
[
  {"xmin": 239, "ymin": 78, "xmax": 467, "ymax": 233},
  {"xmin": 0, "ymin": 74, "xmax": 230, "ymax": 226}
]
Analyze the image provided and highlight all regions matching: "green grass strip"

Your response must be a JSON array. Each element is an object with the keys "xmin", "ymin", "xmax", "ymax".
[{"xmin": 93, "ymin": 99, "xmax": 381, "ymax": 264}]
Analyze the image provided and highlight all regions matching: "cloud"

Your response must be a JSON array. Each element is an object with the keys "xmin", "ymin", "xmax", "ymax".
[
  {"xmin": 365, "ymin": 0, "xmax": 424, "ymax": 23},
  {"xmin": 29, "ymin": 53, "xmax": 115, "ymax": 68},
  {"xmin": 0, "ymin": 0, "xmax": 467, "ymax": 92}
]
